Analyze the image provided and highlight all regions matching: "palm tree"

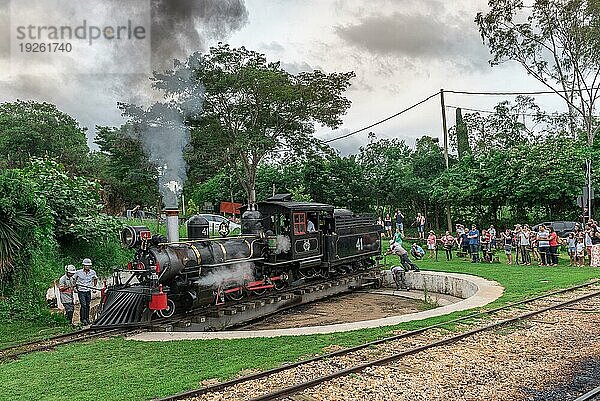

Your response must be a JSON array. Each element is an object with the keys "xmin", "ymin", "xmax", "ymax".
[{"xmin": 0, "ymin": 207, "xmax": 36, "ymax": 280}]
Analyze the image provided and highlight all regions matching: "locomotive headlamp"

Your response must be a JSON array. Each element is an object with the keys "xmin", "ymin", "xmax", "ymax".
[{"xmin": 121, "ymin": 226, "xmax": 151, "ymax": 248}]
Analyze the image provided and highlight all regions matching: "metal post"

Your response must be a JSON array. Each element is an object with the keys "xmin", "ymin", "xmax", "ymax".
[
  {"xmin": 587, "ymin": 159, "xmax": 592, "ymax": 222},
  {"xmin": 440, "ymin": 89, "xmax": 452, "ymax": 232}
]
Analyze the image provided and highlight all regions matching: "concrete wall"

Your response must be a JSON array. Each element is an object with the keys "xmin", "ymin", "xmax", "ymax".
[{"xmin": 381, "ymin": 270, "xmax": 481, "ymax": 299}]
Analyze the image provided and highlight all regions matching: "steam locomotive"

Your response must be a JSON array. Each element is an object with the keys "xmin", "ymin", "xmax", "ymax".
[{"xmin": 93, "ymin": 194, "xmax": 382, "ymax": 327}]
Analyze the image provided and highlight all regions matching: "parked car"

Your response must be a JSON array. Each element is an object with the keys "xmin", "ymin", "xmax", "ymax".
[
  {"xmin": 531, "ymin": 221, "xmax": 579, "ymax": 237},
  {"xmin": 198, "ymin": 214, "xmax": 241, "ymax": 236}
]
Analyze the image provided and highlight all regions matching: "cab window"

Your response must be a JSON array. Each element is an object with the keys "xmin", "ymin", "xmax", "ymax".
[{"xmin": 293, "ymin": 212, "xmax": 306, "ymax": 235}]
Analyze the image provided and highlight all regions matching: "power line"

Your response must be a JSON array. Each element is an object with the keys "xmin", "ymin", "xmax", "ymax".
[
  {"xmin": 445, "ymin": 87, "xmax": 600, "ymax": 96},
  {"xmin": 446, "ymin": 104, "xmax": 599, "ymax": 119},
  {"xmin": 445, "ymin": 104, "xmax": 544, "ymax": 117},
  {"xmin": 320, "ymin": 86, "xmax": 600, "ymax": 146},
  {"xmin": 323, "ymin": 92, "xmax": 439, "ymax": 144}
]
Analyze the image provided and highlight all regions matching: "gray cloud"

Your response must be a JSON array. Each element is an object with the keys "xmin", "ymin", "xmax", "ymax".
[
  {"xmin": 0, "ymin": 0, "xmax": 249, "ymax": 146},
  {"xmin": 280, "ymin": 60, "xmax": 321, "ymax": 74},
  {"xmin": 260, "ymin": 41, "xmax": 285, "ymax": 53},
  {"xmin": 0, "ymin": 0, "xmax": 8, "ymax": 58},
  {"xmin": 334, "ymin": 11, "xmax": 489, "ymax": 71},
  {"xmin": 150, "ymin": 0, "xmax": 248, "ymax": 71}
]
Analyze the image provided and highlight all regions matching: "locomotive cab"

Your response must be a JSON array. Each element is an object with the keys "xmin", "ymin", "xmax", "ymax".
[{"xmin": 245, "ymin": 194, "xmax": 334, "ymax": 274}]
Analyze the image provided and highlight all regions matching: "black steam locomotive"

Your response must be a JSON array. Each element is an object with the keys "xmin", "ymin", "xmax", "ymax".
[{"xmin": 93, "ymin": 194, "xmax": 382, "ymax": 327}]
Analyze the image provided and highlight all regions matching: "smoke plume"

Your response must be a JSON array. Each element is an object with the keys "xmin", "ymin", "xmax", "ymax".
[
  {"xmin": 198, "ymin": 262, "xmax": 255, "ymax": 288},
  {"xmin": 120, "ymin": 58, "xmax": 204, "ymax": 207},
  {"xmin": 150, "ymin": 0, "xmax": 248, "ymax": 71},
  {"xmin": 0, "ymin": 0, "xmax": 249, "ymax": 145}
]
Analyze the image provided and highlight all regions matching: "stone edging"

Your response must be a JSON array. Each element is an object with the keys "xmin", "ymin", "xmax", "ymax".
[{"xmin": 128, "ymin": 271, "xmax": 504, "ymax": 341}]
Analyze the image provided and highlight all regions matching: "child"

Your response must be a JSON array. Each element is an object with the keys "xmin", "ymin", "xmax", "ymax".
[
  {"xmin": 567, "ymin": 232, "xmax": 576, "ymax": 266},
  {"xmin": 411, "ymin": 243, "xmax": 425, "ymax": 260},
  {"xmin": 576, "ymin": 236, "xmax": 585, "ymax": 267},
  {"xmin": 502, "ymin": 229, "xmax": 513, "ymax": 265},
  {"xmin": 441, "ymin": 231, "xmax": 455, "ymax": 261},
  {"xmin": 427, "ymin": 231, "xmax": 437, "ymax": 259},
  {"xmin": 394, "ymin": 228, "xmax": 403, "ymax": 245},
  {"xmin": 480, "ymin": 229, "xmax": 490, "ymax": 262}
]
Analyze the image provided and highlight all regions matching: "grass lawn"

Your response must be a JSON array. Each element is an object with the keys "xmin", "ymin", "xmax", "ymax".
[
  {"xmin": 0, "ymin": 322, "xmax": 72, "ymax": 351},
  {"xmin": 0, "ymin": 252, "xmax": 598, "ymax": 401}
]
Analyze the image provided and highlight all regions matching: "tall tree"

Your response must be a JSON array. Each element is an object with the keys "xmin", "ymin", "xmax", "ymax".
[
  {"xmin": 94, "ymin": 126, "xmax": 159, "ymax": 213},
  {"xmin": 477, "ymin": 0, "xmax": 600, "ymax": 141},
  {"xmin": 0, "ymin": 101, "xmax": 89, "ymax": 172},
  {"xmin": 154, "ymin": 43, "xmax": 355, "ymax": 203},
  {"xmin": 455, "ymin": 107, "xmax": 471, "ymax": 159}
]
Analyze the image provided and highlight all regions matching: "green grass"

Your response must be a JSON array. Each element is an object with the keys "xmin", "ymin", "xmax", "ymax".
[
  {"xmin": 0, "ymin": 321, "xmax": 72, "ymax": 350},
  {"xmin": 0, "ymin": 252, "xmax": 598, "ymax": 401}
]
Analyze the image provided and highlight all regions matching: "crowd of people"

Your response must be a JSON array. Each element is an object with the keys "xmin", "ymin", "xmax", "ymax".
[{"xmin": 380, "ymin": 211, "xmax": 600, "ymax": 268}]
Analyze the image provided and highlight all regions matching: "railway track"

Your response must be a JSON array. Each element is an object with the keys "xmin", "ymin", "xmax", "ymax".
[
  {"xmin": 1, "ymin": 269, "xmax": 379, "ymax": 361},
  {"xmin": 0, "ymin": 327, "xmax": 131, "ymax": 361},
  {"xmin": 155, "ymin": 279, "xmax": 600, "ymax": 401},
  {"xmin": 574, "ymin": 385, "xmax": 600, "ymax": 401}
]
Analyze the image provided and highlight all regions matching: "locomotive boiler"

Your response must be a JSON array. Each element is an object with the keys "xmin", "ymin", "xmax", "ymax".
[{"xmin": 93, "ymin": 194, "xmax": 382, "ymax": 327}]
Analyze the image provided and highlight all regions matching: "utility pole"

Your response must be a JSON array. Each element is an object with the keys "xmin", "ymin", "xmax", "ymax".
[{"xmin": 440, "ymin": 89, "xmax": 452, "ymax": 232}]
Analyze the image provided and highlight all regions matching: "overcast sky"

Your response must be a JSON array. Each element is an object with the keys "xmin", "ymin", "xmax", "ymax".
[{"xmin": 0, "ymin": 0, "xmax": 567, "ymax": 155}]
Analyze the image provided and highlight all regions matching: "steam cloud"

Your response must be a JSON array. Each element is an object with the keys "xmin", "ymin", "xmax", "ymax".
[
  {"xmin": 120, "ymin": 57, "xmax": 205, "ymax": 207},
  {"xmin": 198, "ymin": 262, "xmax": 255, "ymax": 288},
  {"xmin": 275, "ymin": 235, "xmax": 291, "ymax": 255},
  {"xmin": 0, "ymin": 0, "xmax": 249, "ymax": 145}
]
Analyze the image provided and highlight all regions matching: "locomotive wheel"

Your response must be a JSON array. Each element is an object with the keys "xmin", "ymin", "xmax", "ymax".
[
  {"xmin": 157, "ymin": 299, "xmax": 175, "ymax": 318},
  {"xmin": 226, "ymin": 288, "xmax": 244, "ymax": 301},
  {"xmin": 274, "ymin": 272, "xmax": 289, "ymax": 290},
  {"xmin": 251, "ymin": 288, "xmax": 267, "ymax": 295}
]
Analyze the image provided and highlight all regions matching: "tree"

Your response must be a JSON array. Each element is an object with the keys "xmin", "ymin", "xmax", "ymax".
[
  {"xmin": 455, "ymin": 108, "xmax": 471, "ymax": 159},
  {"xmin": 94, "ymin": 126, "xmax": 159, "ymax": 213},
  {"xmin": 0, "ymin": 101, "xmax": 89, "ymax": 172},
  {"xmin": 21, "ymin": 159, "xmax": 123, "ymax": 243},
  {"xmin": 477, "ymin": 0, "xmax": 600, "ymax": 139},
  {"xmin": 477, "ymin": 0, "xmax": 600, "ymax": 214},
  {"xmin": 459, "ymin": 97, "xmax": 543, "ymax": 153},
  {"xmin": 154, "ymin": 43, "xmax": 355, "ymax": 202}
]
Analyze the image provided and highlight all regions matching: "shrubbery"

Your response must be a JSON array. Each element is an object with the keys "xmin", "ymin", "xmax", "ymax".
[{"xmin": 0, "ymin": 159, "xmax": 130, "ymax": 323}]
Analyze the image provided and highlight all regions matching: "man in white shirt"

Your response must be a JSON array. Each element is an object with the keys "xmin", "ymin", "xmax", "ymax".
[{"xmin": 74, "ymin": 258, "xmax": 98, "ymax": 325}]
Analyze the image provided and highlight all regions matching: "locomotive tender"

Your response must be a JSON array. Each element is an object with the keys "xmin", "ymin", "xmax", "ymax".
[{"xmin": 93, "ymin": 194, "xmax": 382, "ymax": 327}]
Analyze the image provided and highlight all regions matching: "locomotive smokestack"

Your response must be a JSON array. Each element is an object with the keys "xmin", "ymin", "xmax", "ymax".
[{"xmin": 165, "ymin": 208, "xmax": 180, "ymax": 243}]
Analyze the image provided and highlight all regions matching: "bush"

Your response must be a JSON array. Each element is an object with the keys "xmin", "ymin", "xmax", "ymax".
[
  {"xmin": 60, "ymin": 240, "xmax": 134, "ymax": 278},
  {"xmin": 22, "ymin": 158, "xmax": 124, "ymax": 243},
  {"xmin": 0, "ymin": 162, "xmax": 131, "ymax": 323},
  {"xmin": 0, "ymin": 170, "xmax": 63, "ymax": 322}
]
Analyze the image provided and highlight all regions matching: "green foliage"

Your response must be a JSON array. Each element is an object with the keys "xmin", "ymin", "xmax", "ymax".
[
  {"xmin": 59, "ymin": 240, "xmax": 133, "ymax": 278},
  {"xmin": 0, "ymin": 100, "xmax": 89, "ymax": 172},
  {"xmin": 476, "ymin": 0, "xmax": 600, "ymax": 137},
  {"xmin": 21, "ymin": 158, "xmax": 124, "ymax": 243},
  {"xmin": 290, "ymin": 184, "xmax": 312, "ymax": 202},
  {"xmin": 455, "ymin": 107, "xmax": 471, "ymax": 159},
  {"xmin": 94, "ymin": 126, "xmax": 159, "ymax": 214},
  {"xmin": 433, "ymin": 135, "xmax": 587, "ymax": 225},
  {"xmin": 1, "ymin": 255, "xmax": 597, "ymax": 401},
  {"xmin": 0, "ymin": 169, "xmax": 63, "ymax": 322},
  {"xmin": 157, "ymin": 43, "xmax": 355, "ymax": 202}
]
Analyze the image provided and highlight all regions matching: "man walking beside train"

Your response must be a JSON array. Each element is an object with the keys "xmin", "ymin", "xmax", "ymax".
[
  {"xmin": 74, "ymin": 258, "xmax": 98, "ymax": 325},
  {"xmin": 58, "ymin": 265, "xmax": 77, "ymax": 325}
]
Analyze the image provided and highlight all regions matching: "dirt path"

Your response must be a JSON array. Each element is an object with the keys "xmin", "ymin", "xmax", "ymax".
[{"xmin": 239, "ymin": 292, "xmax": 430, "ymax": 330}]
